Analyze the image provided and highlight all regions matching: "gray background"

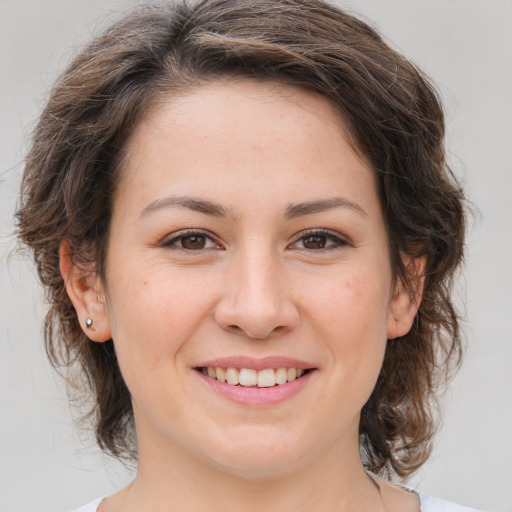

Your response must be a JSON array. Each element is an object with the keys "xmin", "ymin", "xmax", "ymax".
[{"xmin": 1, "ymin": 1, "xmax": 511, "ymax": 511}]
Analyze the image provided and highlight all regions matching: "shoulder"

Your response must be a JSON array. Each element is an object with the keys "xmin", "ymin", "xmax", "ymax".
[
  {"xmin": 418, "ymin": 492, "xmax": 483, "ymax": 512},
  {"xmin": 73, "ymin": 497, "xmax": 104, "ymax": 512}
]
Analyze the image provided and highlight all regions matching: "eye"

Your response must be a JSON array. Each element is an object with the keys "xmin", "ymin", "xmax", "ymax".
[
  {"xmin": 291, "ymin": 230, "xmax": 349, "ymax": 251},
  {"xmin": 162, "ymin": 230, "xmax": 221, "ymax": 251}
]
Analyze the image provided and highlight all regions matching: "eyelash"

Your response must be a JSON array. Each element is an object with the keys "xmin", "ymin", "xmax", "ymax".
[
  {"xmin": 289, "ymin": 229, "xmax": 350, "ymax": 252},
  {"xmin": 161, "ymin": 229, "xmax": 222, "ymax": 251},
  {"xmin": 161, "ymin": 229, "xmax": 350, "ymax": 252}
]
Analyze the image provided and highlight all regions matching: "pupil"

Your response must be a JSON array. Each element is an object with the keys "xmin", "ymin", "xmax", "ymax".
[
  {"xmin": 182, "ymin": 235, "xmax": 205, "ymax": 249},
  {"xmin": 304, "ymin": 235, "xmax": 326, "ymax": 249}
]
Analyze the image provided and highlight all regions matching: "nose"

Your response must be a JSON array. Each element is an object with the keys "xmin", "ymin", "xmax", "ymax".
[{"xmin": 214, "ymin": 249, "xmax": 300, "ymax": 339}]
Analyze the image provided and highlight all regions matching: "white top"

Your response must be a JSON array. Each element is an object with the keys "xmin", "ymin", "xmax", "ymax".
[
  {"xmin": 417, "ymin": 492, "xmax": 481, "ymax": 511},
  {"xmin": 73, "ymin": 492, "xmax": 482, "ymax": 511}
]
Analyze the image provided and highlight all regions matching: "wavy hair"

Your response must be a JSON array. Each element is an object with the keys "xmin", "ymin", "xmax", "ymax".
[{"xmin": 17, "ymin": 0, "xmax": 466, "ymax": 478}]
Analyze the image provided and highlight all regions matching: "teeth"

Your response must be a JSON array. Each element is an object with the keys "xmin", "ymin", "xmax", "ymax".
[
  {"xmin": 276, "ymin": 367, "xmax": 287, "ymax": 385},
  {"xmin": 257, "ymin": 369, "xmax": 276, "ymax": 388},
  {"xmin": 215, "ymin": 367, "xmax": 226, "ymax": 383},
  {"xmin": 226, "ymin": 367, "xmax": 239, "ymax": 385},
  {"xmin": 201, "ymin": 366, "xmax": 309, "ymax": 387},
  {"xmin": 239, "ymin": 368, "xmax": 257, "ymax": 386}
]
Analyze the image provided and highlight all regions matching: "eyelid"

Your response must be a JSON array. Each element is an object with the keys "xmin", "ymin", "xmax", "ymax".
[
  {"xmin": 161, "ymin": 229, "xmax": 223, "ymax": 250},
  {"xmin": 160, "ymin": 228, "xmax": 349, "ymax": 251},
  {"xmin": 289, "ymin": 228, "xmax": 351, "ymax": 250}
]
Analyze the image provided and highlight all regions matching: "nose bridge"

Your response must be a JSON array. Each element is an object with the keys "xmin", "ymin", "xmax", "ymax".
[
  {"xmin": 239, "ymin": 246, "xmax": 279, "ymax": 307},
  {"xmin": 215, "ymin": 240, "xmax": 299, "ymax": 338}
]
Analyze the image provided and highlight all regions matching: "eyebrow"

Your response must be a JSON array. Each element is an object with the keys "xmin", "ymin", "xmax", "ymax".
[
  {"xmin": 138, "ymin": 194, "xmax": 367, "ymax": 221},
  {"xmin": 285, "ymin": 196, "xmax": 368, "ymax": 219},
  {"xmin": 138, "ymin": 195, "xmax": 231, "ymax": 220}
]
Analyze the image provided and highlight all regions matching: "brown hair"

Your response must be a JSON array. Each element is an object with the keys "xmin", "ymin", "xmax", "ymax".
[{"xmin": 17, "ymin": 0, "xmax": 466, "ymax": 479}]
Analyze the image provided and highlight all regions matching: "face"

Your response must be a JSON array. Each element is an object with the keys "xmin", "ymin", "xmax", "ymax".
[{"xmin": 80, "ymin": 80, "xmax": 416, "ymax": 478}]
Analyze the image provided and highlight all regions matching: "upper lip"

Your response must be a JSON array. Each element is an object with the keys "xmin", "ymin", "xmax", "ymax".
[{"xmin": 195, "ymin": 356, "xmax": 316, "ymax": 371}]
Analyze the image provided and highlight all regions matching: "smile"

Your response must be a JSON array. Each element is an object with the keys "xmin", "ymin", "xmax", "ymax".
[
  {"xmin": 194, "ymin": 356, "xmax": 317, "ymax": 406},
  {"xmin": 197, "ymin": 367, "xmax": 310, "ymax": 388}
]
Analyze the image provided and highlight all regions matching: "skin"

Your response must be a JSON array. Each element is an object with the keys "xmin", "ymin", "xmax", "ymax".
[{"xmin": 62, "ymin": 80, "xmax": 422, "ymax": 512}]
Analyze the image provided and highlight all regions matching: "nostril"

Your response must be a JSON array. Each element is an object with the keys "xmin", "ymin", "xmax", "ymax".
[
  {"xmin": 226, "ymin": 323, "xmax": 290, "ymax": 339},
  {"xmin": 226, "ymin": 324, "xmax": 245, "ymax": 335}
]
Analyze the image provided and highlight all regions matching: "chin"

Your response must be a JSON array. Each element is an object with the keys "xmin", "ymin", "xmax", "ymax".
[
  {"xmin": 199, "ymin": 430, "xmax": 311, "ymax": 480},
  {"xmin": 208, "ymin": 454, "xmax": 304, "ymax": 480}
]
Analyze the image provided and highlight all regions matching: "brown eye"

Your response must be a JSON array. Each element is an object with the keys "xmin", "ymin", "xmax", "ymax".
[
  {"xmin": 181, "ymin": 235, "xmax": 207, "ymax": 250},
  {"xmin": 302, "ymin": 235, "xmax": 327, "ymax": 249},
  {"xmin": 163, "ymin": 231, "xmax": 219, "ymax": 251},
  {"xmin": 291, "ymin": 230, "xmax": 349, "ymax": 251}
]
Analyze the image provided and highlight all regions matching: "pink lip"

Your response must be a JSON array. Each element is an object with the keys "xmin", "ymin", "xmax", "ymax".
[
  {"xmin": 195, "ymin": 355, "xmax": 315, "ymax": 371},
  {"xmin": 194, "ymin": 368, "xmax": 317, "ymax": 407}
]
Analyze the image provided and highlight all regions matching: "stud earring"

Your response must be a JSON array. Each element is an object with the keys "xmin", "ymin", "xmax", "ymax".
[{"xmin": 85, "ymin": 318, "xmax": 93, "ymax": 328}]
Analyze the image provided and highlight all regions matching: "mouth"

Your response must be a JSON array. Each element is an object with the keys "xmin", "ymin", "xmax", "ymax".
[{"xmin": 194, "ymin": 366, "xmax": 314, "ymax": 388}]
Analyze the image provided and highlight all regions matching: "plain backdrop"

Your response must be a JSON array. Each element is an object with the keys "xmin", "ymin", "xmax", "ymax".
[{"xmin": 1, "ymin": 1, "xmax": 511, "ymax": 511}]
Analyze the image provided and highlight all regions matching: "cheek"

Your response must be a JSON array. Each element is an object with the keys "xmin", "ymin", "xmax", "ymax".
[
  {"xmin": 103, "ymin": 265, "xmax": 223, "ymax": 424},
  {"xmin": 305, "ymin": 270, "xmax": 390, "ymax": 336},
  {"xmin": 302, "ymin": 269, "xmax": 390, "ymax": 380},
  {"xmin": 104, "ymin": 263, "xmax": 219, "ymax": 374}
]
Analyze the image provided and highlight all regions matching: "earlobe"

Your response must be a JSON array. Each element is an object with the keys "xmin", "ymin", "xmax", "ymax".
[
  {"xmin": 386, "ymin": 256, "xmax": 426, "ymax": 340},
  {"xmin": 59, "ymin": 241, "xmax": 112, "ymax": 342}
]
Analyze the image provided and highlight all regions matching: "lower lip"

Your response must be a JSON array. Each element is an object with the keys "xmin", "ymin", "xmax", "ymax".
[{"xmin": 195, "ymin": 370, "xmax": 316, "ymax": 406}]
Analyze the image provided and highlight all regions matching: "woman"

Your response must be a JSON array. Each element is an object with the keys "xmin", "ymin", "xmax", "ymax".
[{"xmin": 16, "ymin": 0, "xmax": 479, "ymax": 510}]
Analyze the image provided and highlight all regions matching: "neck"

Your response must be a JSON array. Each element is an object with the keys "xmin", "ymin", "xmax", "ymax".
[{"xmin": 107, "ymin": 421, "xmax": 387, "ymax": 512}]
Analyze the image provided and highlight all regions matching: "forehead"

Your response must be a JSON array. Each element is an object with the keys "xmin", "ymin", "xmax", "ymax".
[
  {"xmin": 115, "ymin": 79, "xmax": 379, "ymax": 217},
  {"xmin": 132, "ymin": 79, "xmax": 347, "ymax": 147}
]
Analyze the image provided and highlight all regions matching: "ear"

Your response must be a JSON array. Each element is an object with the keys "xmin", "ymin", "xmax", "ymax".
[
  {"xmin": 386, "ymin": 255, "xmax": 426, "ymax": 340},
  {"xmin": 59, "ymin": 241, "xmax": 112, "ymax": 342}
]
